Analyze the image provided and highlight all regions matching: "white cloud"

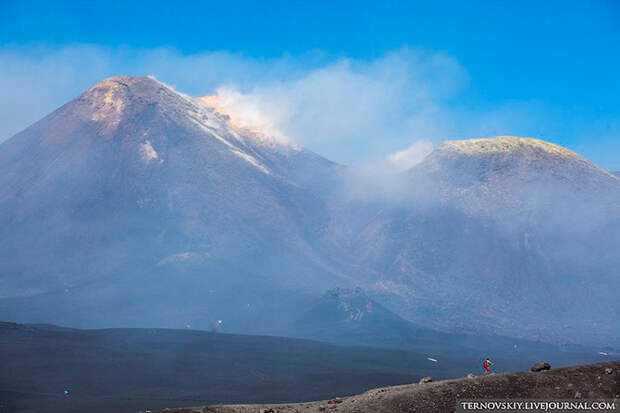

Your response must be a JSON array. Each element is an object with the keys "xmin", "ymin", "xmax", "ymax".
[
  {"xmin": 207, "ymin": 86, "xmax": 290, "ymax": 143},
  {"xmin": 387, "ymin": 140, "xmax": 435, "ymax": 170},
  {"xmin": 211, "ymin": 49, "xmax": 468, "ymax": 165}
]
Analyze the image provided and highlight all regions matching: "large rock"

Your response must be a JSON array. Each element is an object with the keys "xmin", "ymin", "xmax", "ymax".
[
  {"xmin": 531, "ymin": 362, "xmax": 551, "ymax": 372},
  {"xmin": 419, "ymin": 376, "xmax": 433, "ymax": 383}
]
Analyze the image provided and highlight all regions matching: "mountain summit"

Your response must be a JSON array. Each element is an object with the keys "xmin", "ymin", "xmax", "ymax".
[
  {"xmin": 411, "ymin": 136, "xmax": 619, "ymax": 218},
  {"xmin": 439, "ymin": 136, "xmax": 587, "ymax": 158},
  {"xmin": 422, "ymin": 136, "xmax": 617, "ymax": 187}
]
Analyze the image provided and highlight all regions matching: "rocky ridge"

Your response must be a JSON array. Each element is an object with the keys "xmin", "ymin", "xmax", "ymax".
[{"xmin": 155, "ymin": 361, "xmax": 620, "ymax": 413}]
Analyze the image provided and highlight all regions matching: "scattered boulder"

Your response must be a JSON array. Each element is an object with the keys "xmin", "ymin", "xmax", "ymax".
[
  {"xmin": 467, "ymin": 373, "xmax": 475, "ymax": 379},
  {"xmin": 531, "ymin": 362, "xmax": 551, "ymax": 372},
  {"xmin": 327, "ymin": 399, "xmax": 343, "ymax": 404},
  {"xmin": 604, "ymin": 367, "xmax": 613, "ymax": 374},
  {"xmin": 419, "ymin": 376, "xmax": 433, "ymax": 384}
]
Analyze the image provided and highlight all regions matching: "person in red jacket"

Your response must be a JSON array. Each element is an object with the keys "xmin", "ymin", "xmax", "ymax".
[{"xmin": 482, "ymin": 357, "xmax": 494, "ymax": 375}]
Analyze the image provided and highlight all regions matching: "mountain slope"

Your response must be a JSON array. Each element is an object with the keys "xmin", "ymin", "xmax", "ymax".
[
  {"xmin": 283, "ymin": 288, "xmax": 608, "ymax": 364},
  {"xmin": 287, "ymin": 289, "xmax": 507, "ymax": 353},
  {"xmin": 0, "ymin": 76, "xmax": 343, "ymax": 331},
  {"xmin": 332, "ymin": 137, "xmax": 620, "ymax": 345}
]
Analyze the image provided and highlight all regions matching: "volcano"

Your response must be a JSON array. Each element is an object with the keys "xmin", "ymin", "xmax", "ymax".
[
  {"xmin": 0, "ymin": 76, "xmax": 341, "ymax": 331},
  {"xmin": 339, "ymin": 137, "xmax": 620, "ymax": 345},
  {"xmin": 0, "ymin": 76, "xmax": 618, "ymax": 347}
]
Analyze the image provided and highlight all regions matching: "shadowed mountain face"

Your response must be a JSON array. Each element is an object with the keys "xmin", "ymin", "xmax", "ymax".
[{"xmin": 0, "ymin": 76, "xmax": 618, "ymax": 346}]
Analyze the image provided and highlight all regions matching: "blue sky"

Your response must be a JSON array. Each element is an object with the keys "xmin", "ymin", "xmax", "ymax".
[{"xmin": 1, "ymin": 0, "xmax": 619, "ymax": 169}]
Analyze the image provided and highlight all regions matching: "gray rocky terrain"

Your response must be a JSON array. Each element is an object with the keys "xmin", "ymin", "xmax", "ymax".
[{"xmin": 157, "ymin": 361, "xmax": 619, "ymax": 413}]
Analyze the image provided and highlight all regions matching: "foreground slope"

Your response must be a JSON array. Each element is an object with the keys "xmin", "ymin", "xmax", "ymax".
[{"xmin": 161, "ymin": 361, "xmax": 620, "ymax": 413}]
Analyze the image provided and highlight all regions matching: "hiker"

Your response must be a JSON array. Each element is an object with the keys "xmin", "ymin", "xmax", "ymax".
[{"xmin": 482, "ymin": 358, "xmax": 494, "ymax": 375}]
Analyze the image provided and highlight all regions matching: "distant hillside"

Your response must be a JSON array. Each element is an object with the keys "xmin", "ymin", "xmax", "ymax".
[
  {"xmin": 161, "ymin": 361, "xmax": 620, "ymax": 413},
  {"xmin": 333, "ymin": 136, "xmax": 620, "ymax": 345},
  {"xmin": 282, "ymin": 288, "xmax": 597, "ymax": 360}
]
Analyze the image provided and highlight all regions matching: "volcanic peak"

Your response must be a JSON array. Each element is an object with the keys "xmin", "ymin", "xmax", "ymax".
[
  {"xmin": 440, "ymin": 136, "xmax": 582, "ymax": 159},
  {"xmin": 427, "ymin": 136, "xmax": 618, "ymax": 180}
]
